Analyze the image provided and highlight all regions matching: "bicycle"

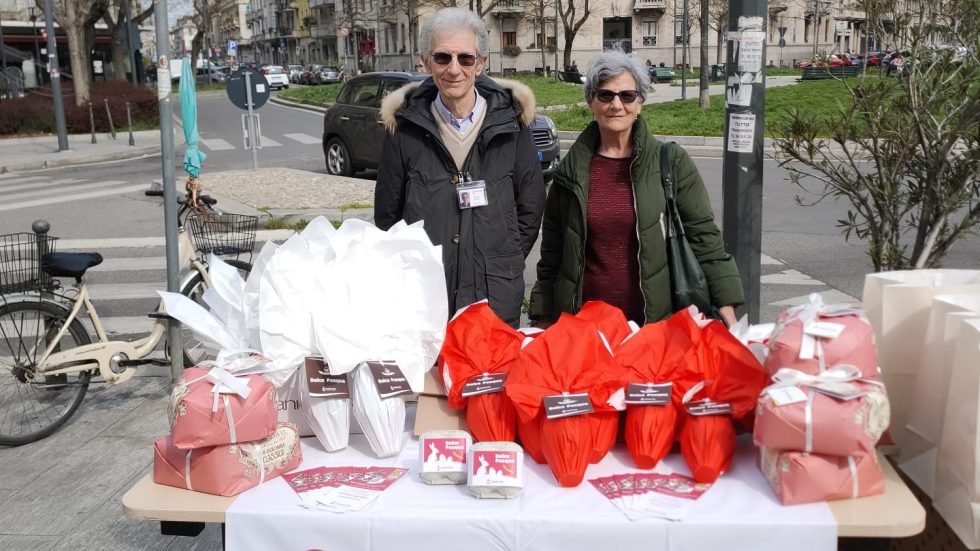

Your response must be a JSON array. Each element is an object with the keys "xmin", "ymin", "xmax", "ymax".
[{"xmin": 0, "ymin": 211, "xmax": 257, "ymax": 446}]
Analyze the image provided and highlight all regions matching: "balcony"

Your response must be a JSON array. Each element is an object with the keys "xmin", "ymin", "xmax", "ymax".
[
  {"xmin": 311, "ymin": 24, "xmax": 335, "ymax": 37},
  {"xmin": 603, "ymin": 39, "xmax": 632, "ymax": 53},
  {"xmin": 769, "ymin": 0, "xmax": 787, "ymax": 13},
  {"xmin": 642, "ymin": 35, "xmax": 657, "ymax": 46},
  {"xmin": 491, "ymin": 0, "xmax": 523, "ymax": 15},
  {"xmin": 634, "ymin": 0, "xmax": 667, "ymax": 12}
]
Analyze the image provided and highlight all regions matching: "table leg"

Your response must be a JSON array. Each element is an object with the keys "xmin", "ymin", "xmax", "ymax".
[{"xmin": 160, "ymin": 520, "xmax": 206, "ymax": 537}]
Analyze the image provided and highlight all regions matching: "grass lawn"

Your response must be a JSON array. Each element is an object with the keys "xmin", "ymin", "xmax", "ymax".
[
  {"xmin": 278, "ymin": 84, "xmax": 344, "ymax": 106},
  {"xmin": 549, "ymin": 77, "xmax": 871, "ymax": 137},
  {"xmin": 507, "ymin": 75, "xmax": 587, "ymax": 107}
]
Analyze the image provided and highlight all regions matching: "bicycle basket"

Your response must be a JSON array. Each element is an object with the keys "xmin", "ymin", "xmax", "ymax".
[
  {"xmin": 186, "ymin": 212, "xmax": 258, "ymax": 257},
  {"xmin": 0, "ymin": 233, "xmax": 58, "ymax": 294}
]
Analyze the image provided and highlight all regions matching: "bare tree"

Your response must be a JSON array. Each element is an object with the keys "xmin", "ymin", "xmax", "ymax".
[
  {"xmin": 707, "ymin": 0, "xmax": 726, "ymax": 64},
  {"xmin": 36, "ymin": 0, "xmax": 107, "ymax": 106},
  {"xmin": 102, "ymin": 0, "xmax": 154, "ymax": 82},
  {"xmin": 557, "ymin": 0, "xmax": 595, "ymax": 70},
  {"xmin": 772, "ymin": 0, "xmax": 980, "ymax": 270}
]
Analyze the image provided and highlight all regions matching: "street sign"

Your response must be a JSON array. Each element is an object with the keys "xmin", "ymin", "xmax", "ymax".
[
  {"xmin": 226, "ymin": 67, "xmax": 270, "ymax": 110},
  {"xmin": 340, "ymin": 26, "xmax": 350, "ymax": 37},
  {"xmin": 778, "ymin": 26, "xmax": 787, "ymax": 38},
  {"xmin": 228, "ymin": 39, "xmax": 238, "ymax": 56},
  {"xmin": 835, "ymin": 21, "xmax": 848, "ymax": 34},
  {"xmin": 778, "ymin": 38, "xmax": 786, "ymax": 48}
]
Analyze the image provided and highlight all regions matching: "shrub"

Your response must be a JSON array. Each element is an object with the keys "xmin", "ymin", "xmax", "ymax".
[
  {"xmin": 0, "ymin": 81, "xmax": 159, "ymax": 136},
  {"xmin": 503, "ymin": 45, "xmax": 522, "ymax": 57}
]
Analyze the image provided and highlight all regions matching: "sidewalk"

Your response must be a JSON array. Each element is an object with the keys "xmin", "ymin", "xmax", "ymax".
[{"xmin": 0, "ymin": 130, "xmax": 174, "ymax": 174}]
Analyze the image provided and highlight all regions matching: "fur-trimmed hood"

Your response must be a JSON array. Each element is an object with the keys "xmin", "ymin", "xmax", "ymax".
[{"xmin": 380, "ymin": 76, "xmax": 536, "ymax": 133}]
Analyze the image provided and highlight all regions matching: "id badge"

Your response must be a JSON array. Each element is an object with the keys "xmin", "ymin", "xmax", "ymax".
[{"xmin": 457, "ymin": 180, "xmax": 488, "ymax": 210}]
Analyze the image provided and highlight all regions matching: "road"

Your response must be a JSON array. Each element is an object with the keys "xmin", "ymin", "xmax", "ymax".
[{"xmin": 0, "ymin": 88, "xmax": 977, "ymax": 337}]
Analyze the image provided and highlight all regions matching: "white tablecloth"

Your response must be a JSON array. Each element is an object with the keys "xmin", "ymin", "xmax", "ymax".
[{"xmin": 226, "ymin": 428, "xmax": 836, "ymax": 551}]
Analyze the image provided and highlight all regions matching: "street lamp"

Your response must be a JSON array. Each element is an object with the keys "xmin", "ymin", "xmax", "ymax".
[{"xmin": 29, "ymin": 7, "xmax": 44, "ymax": 85}]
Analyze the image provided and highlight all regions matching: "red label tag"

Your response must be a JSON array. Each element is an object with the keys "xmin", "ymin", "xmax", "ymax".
[
  {"xmin": 366, "ymin": 361, "xmax": 413, "ymax": 399},
  {"xmin": 461, "ymin": 372, "xmax": 507, "ymax": 397},
  {"xmin": 543, "ymin": 392, "xmax": 594, "ymax": 419},
  {"xmin": 305, "ymin": 356, "xmax": 350, "ymax": 399},
  {"xmin": 472, "ymin": 450, "xmax": 519, "ymax": 477}
]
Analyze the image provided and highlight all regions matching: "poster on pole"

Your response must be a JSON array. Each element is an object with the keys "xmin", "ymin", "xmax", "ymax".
[
  {"xmin": 727, "ymin": 113, "xmax": 756, "ymax": 153},
  {"xmin": 736, "ymin": 31, "xmax": 765, "ymax": 73}
]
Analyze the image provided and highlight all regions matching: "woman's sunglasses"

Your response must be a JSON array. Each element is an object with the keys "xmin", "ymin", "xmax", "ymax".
[
  {"xmin": 430, "ymin": 52, "xmax": 479, "ymax": 67},
  {"xmin": 594, "ymin": 89, "xmax": 643, "ymax": 103}
]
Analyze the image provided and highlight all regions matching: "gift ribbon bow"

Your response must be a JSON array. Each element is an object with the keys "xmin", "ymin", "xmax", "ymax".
[{"xmin": 783, "ymin": 294, "xmax": 864, "ymax": 368}]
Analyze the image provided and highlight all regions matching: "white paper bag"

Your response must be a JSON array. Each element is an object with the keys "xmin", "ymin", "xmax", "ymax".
[
  {"xmin": 933, "ymin": 317, "xmax": 980, "ymax": 549},
  {"xmin": 900, "ymin": 294, "xmax": 980, "ymax": 497},
  {"xmin": 861, "ymin": 270, "xmax": 980, "ymax": 452}
]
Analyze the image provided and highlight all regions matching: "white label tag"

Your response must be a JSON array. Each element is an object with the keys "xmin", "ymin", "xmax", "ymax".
[
  {"xmin": 256, "ymin": 83, "xmax": 266, "ymax": 93},
  {"xmin": 799, "ymin": 333, "xmax": 817, "ymax": 360},
  {"xmin": 766, "ymin": 386, "xmax": 808, "ymax": 406},
  {"xmin": 804, "ymin": 321, "xmax": 846, "ymax": 339}
]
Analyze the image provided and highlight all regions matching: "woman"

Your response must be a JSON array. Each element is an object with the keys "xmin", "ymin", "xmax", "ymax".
[{"xmin": 528, "ymin": 50, "xmax": 742, "ymax": 327}]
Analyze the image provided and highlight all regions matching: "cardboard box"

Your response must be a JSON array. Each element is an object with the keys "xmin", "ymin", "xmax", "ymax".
[{"xmin": 413, "ymin": 365, "xmax": 468, "ymax": 436}]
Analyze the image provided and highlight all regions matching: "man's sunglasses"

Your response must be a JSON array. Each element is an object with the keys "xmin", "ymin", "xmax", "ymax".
[
  {"xmin": 430, "ymin": 52, "xmax": 479, "ymax": 67},
  {"xmin": 594, "ymin": 89, "xmax": 643, "ymax": 103}
]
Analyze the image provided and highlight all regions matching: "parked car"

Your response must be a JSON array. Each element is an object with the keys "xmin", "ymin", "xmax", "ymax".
[
  {"xmin": 262, "ymin": 65, "xmax": 290, "ymax": 90},
  {"xmin": 322, "ymin": 72, "xmax": 560, "ymax": 182},
  {"xmin": 317, "ymin": 66, "xmax": 342, "ymax": 84},
  {"xmin": 300, "ymin": 64, "xmax": 321, "ymax": 85},
  {"xmin": 798, "ymin": 54, "xmax": 851, "ymax": 70},
  {"xmin": 286, "ymin": 64, "xmax": 304, "ymax": 83}
]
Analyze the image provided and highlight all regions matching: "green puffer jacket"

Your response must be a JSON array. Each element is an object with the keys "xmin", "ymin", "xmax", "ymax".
[{"xmin": 528, "ymin": 118, "xmax": 744, "ymax": 324}]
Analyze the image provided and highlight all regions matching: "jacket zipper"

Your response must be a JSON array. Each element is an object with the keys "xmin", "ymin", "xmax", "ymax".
[{"xmin": 629, "ymin": 148, "xmax": 647, "ymax": 325}]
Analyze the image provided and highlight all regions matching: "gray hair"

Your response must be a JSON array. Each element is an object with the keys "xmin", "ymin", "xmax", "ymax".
[
  {"xmin": 419, "ymin": 8, "xmax": 490, "ymax": 59},
  {"xmin": 583, "ymin": 50, "xmax": 651, "ymax": 103}
]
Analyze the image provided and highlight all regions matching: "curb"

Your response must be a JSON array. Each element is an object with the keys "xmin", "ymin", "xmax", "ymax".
[
  {"xmin": 0, "ymin": 144, "xmax": 162, "ymax": 174},
  {"xmin": 270, "ymin": 94, "xmax": 328, "ymax": 113}
]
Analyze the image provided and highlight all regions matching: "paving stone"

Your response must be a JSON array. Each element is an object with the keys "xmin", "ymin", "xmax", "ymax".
[{"xmin": 0, "ymin": 534, "xmax": 58, "ymax": 551}]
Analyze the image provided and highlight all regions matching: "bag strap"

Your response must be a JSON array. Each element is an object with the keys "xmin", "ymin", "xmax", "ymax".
[{"xmin": 659, "ymin": 142, "xmax": 684, "ymax": 238}]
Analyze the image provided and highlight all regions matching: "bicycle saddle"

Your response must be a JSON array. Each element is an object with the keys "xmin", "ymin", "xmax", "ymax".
[{"xmin": 41, "ymin": 252, "xmax": 104, "ymax": 281}]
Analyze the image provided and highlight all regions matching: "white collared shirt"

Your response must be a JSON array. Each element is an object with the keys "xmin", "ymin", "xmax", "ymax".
[{"xmin": 434, "ymin": 90, "xmax": 485, "ymax": 134}]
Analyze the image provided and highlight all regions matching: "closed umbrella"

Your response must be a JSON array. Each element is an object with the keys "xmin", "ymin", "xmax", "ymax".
[{"xmin": 179, "ymin": 58, "xmax": 206, "ymax": 180}]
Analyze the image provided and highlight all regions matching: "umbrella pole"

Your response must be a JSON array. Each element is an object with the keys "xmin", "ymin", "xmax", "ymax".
[{"xmin": 152, "ymin": 0, "xmax": 184, "ymax": 381}]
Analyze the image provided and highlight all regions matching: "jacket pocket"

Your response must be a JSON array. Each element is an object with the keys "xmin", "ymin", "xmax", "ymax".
[{"xmin": 484, "ymin": 252, "xmax": 525, "ymax": 326}]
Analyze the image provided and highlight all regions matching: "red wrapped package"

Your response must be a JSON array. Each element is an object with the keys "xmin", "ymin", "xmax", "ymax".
[
  {"xmin": 765, "ymin": 294, "xmax": 877, "ymax": 378},
  {"xmin": 575, "ymin": 300, "xmax": 634, "ymax": 349},
  {"xmin": 170, "ymin": 366, "xmax": 278, "ymax": 450},
  {"xmin": 760, "ymin": 447, "xmax": 885, "ymax": 505},
  {"xmin": 754, "ymin": 367, "xmax": 890, "ymax": 456},
  {"xmin": 517, "ymin": 411, "xmax": 546, "ymax": 464},
  {"xmin": 614, "ymin": 318, "xmax": 697, "ymax": 469},
  {"xmin": 506, "ymin": 314, "xmax": 626, "ymax": 487},
  {"xmin": 439, "ymin": 302, "xmax": 525, "ymax": 443},
  {"xmin": 675, "ymin": 312, "xmax": 768, "ymax": 483},
  {"xmin": 153, "ymin": 422, "xmax": 303, "ymax": 496},
  {"xmin": 575, "ymin": 301, "xmax": 633, "ymax": 463}
]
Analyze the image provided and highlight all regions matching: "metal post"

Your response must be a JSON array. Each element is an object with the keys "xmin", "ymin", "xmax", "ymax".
[
  {"xmin": 104, "ymin": 98, "xmax": 117, "ymax": 139},
  {"xmin": 554, "ymin": 3, "xmax": 559, "ymax": 82},
  {"xmin": 812, "ymin": 0, "xmax": 818, "ymax": 59},
  {"xmin": 126, "ymin": 101, "xmax": 135, "ymax": 145},
  {"xmin": 672, "ymin": 0, "xmax": 677, "ymax": 70},
  {"xmin": 30, "ymin": 10, "xmax": 43, "ymax": 86},
  {"xmin": 681, "ymin": 0, "xmax": 689, "ymax": 99},
  {"xmin": 721, "ymin": 0, "xmax": 767, "ymax": 323},
  {"xmin": 202, "ymin": 0, "xmax": 209, "ymax": 87},
  {"xmin": 88, "ymin": 102, "xmax": 97, "ymax": 144},
  {"xmin": 244, "ymin": 70, "xmax": 259, "ymax": 170},
  {"xmin": 153, "ymin": 0, "xmax": 183, "ymax": 380},
  {"xmin": 42, "ymin": 0, "xmax": 68, "ymax": 152}
]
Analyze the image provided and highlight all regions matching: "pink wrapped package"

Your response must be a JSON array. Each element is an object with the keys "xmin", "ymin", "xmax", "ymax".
[
  {"xmin": 153, "ymin": 422, "xmax": 303, "ymax": 496},
  {"xmin": 759, "ymin": 446, "xmax": 885, "ymax": 505},
  {"xmin": 170, "ymin": 367, "xmax": 278, "ymax": 449},
  {"xmin": 765, "ymin": 295, "xmax": 877, "ymax": 378},
  {"xmin": 754, "ymin": 368, "xmax": 890, "ymax": 456}
]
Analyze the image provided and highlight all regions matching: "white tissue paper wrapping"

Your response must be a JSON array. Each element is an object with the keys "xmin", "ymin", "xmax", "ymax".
[
  {"xmin": 304, "ymin": 389, "xmax": 352, "ymax": 452},
  {"xmin": 312, "ymin": 220, "xmax": 447, "ymax": 458}
]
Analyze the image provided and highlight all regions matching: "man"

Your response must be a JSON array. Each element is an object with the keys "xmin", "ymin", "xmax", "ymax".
[{"xmin": 375, "ymin": 7, "xmax": 545, "ymax": 327}]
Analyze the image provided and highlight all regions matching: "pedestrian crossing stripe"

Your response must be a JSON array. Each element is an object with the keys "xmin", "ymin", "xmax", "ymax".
[
  {"xmin": 0, "ymin": 183, "xmax": 148, "ymax": 213},
  {"xmin": 1, "ymin": 181, "xmax": 128, "ymax": 203},
  {"xmin": 283, "ymin": 133, "xmax": 321, "ymax": 145},
  {"xmin": 200, "ymin": 138, "xmax": 235, "ymax": 151}
]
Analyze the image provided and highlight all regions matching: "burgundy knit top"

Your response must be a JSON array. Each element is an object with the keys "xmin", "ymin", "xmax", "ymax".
[{"xmin": 582, "ymin": 154, "xmax": 645, "ymax": 323}]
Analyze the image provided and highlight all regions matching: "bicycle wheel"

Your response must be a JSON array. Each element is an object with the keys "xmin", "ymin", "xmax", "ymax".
[
  {"xmin": 178, "ymin": 259, "xmax": 252, "ymax": 367},
  {"xmin": 0, "ymin": 299, "xmax": 92, "ymax": 446}
]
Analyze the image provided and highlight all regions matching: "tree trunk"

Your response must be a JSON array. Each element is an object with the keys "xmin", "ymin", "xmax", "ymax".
[
  {"xmin": 716, "ymin": 26, "xmax": 723, "ymax": 63},
  {"xmin": 110, "ymin": 22, "xmax": 129, "ymax": 81},
  {"xmin": 563, "ymin": 30, "xmax": 575, "ymax": 70},
  {"xmin": 698, "ymin": 0, "xmax": 709, "ymax": 108},
  {"xmin": 67, "ymin": 22, "xmax": 91, "ymax": 106}
]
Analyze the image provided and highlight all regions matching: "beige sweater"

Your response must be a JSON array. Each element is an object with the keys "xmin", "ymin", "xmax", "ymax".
[{"xmin": 429, "ymin": 101, "xmax": 488, "ymax": 172}]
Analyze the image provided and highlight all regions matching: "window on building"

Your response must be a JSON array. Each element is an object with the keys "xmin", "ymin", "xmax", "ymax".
[
  {"xmin": 503, "ymin": 32, "xmax": 517, "ymax": 47},
  {"xmin": 674, "ymin": 20, "xmax": 686, "ymax": 45},
  {"xmin": 642, "ymin": 19, "xmax": 657, "ymax": 46},
  {"xmin": 804, "ymin": 17, "xmax": 812, "ymax": 43},
  {"xmin": 401, "ymin": 23, "xmax": 407, "ymax": 51}
]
